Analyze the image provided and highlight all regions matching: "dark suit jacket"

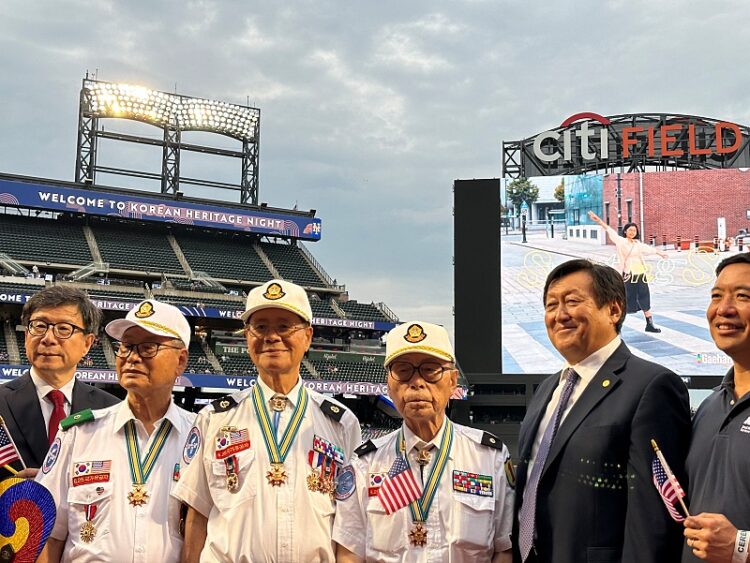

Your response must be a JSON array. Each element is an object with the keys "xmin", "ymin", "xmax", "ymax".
[
  {"xmin": 513, "ymin": 342, "xmax": 691, "ymax": 563},
  {"xmin": 0, "ymin": 372, "xmax": 120, "ymax": 473}
]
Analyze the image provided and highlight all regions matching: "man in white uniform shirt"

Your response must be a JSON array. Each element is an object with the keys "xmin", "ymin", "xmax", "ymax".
[
  {"xmin": 37, "ymin": 300, "xmax": 196, "ymax": 563},
  {"xmin": 174, "ymin": 279, "xmax": 361, "ymax": 562},
  {"xmin": 334, "ymin": 321, "xmax": 514, "ymax": 563}
]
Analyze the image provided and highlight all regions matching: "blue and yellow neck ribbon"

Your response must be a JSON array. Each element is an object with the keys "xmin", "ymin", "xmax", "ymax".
[
  {"xmin": 396, "ymin": 419, "xmax": 454, "ymax": 524},
  {"xmin": 124, "ymin": 419, "xmax": 173, "ymax": 485},
  {"xmin": 252, "ymin": 384, "xmax": 309, "ymax": 465}
]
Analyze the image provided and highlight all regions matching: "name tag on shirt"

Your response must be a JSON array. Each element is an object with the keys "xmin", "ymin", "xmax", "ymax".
[
  {"xmin": 452, "ymin": 470, "xmax": 493, "ymax": 497},
  {"xmin": 72, "ymin": 460, "xmax": 112, "ymax": 486},
  {"xmin": 215, "ymin": 428, "xmax": 251, "ymax": 459}
]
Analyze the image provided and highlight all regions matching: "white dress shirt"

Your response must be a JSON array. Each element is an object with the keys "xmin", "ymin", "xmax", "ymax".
[
  {"xmin": 528, "ymin": 336, "xmax": 622, "ymax": 472},
  {"xmin": 37, "ymin": 400, "xmax": 196, "ymax": 563},
  {"xmin": 333, "ymin": 418, "xmax": 514, "ymax": 562},
  {"xmin": 30, "ymin": 368, "xmax": 75, "ymax": 434},
  {"xmin": 172, "ymin": 377, "xmax": 362, "ymax": 563}
]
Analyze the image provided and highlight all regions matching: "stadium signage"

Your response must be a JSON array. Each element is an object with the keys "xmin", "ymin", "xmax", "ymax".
[
  {"xmin": 0, "ymin": 290, "xmax": 396, "ymax": 330},
  {"xmin": 531, "ymin": 113, "xmax": 742, "ymax": 163},
  {"xmin": 307, "ymin": 350, "xmax": 384, "ymax": 365},
  {"xmin": 504, "ymin": 112, "xmax": 750, "ymax": 177},
  {"xmin": 0, "ymin": 177, "xmax": 322, "ymax": 241}
]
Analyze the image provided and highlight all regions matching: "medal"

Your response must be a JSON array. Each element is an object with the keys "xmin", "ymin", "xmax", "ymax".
[
  {"xmin": 306, "ymin": 471, "xmax": 320, "ymax": 492},
  {"xmin": 251, "ymin": 385, "xmax": 309, "ymax": 489},
  {"xmin": 124, "ymin": 419, "xmax": 173, "ymax": 508},
  {"xmin": 395, "ymin": 421, "xmax": 454, "ymax": 548},
  {"xmin": 409, "ymin": 521, "xmax": 428, "ymax": 547},
  {"xmin": 128, "ymin": 484, "xmax": 150, "ymax": 506},
  {"xmin": 80, "ymin": 504, "xmax": 97, "ymax": 543},
  {"xmin": 225, "ymin": 455, "xmax": 239, "ymax": 492},
  {"xmin": 267, "ymin": 462, "xmax": 288, "ymax": 486}
]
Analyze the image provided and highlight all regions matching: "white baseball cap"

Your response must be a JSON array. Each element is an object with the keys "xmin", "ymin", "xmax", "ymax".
[
  {"xmin": 384, "ymin": 321, "xmax": 455, "ymax": 366},
  {"xmin": 240, "ymin": 279, "xmax": 313, "ymax": 324},
  {"xmin": 105, "ymin": 299, "xmax": 192, "ymax": 347}
]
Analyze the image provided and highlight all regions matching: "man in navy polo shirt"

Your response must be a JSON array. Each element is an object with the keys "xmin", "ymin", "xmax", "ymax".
[{"xmin": 683, "ymin": 253, "xmax": 750, "ymax": 563}]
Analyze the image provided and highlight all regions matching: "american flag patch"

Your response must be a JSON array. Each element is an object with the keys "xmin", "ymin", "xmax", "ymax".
[
  {"xmin": 452, "ymin": 470, "xmax": 493, "ymax": 497},
  {"xmin": 72, "ymin": 460, "xmax": 112, "ymax": 486},
  {"xmin": 216, "ymin": 429, "xmax": 250, "ymax": 460}
]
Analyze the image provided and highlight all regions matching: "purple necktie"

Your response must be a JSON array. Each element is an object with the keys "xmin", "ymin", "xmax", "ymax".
[{"xmin": 519, "ymin": 368, "xmax": 580, "ymax": 561}]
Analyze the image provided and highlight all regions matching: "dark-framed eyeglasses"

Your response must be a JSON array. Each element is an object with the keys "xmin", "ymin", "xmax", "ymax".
[
  {"xmin": 244, "ymin": 323, "xmax": 308, "ymax": 339},
  {"xmin": 388, "ymin": 361, "xmax": 454, "ymax": 383},
  {"xmin": 27, "ymin": 319, "xmax": 87, "ymax": 340},
  {"xmin": 115, "ymin": 342, "xmax": 184, "ymax": 359}
]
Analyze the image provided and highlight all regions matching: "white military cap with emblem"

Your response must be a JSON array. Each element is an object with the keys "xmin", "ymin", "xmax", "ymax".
[
  {"xmin": 384, "ymin": 321, "xmax": 454, "ymax": 366},
  {"xmin": 241, "ymin": 279, "xmax": 313, "ymax": 323},
  {"xmin": 105, "ymin": 299, "xmax": 192, "ymax": 346}
]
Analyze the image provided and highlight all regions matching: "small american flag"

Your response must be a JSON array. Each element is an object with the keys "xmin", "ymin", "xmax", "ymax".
[
  {"xmin": 378, "ymin": 456, "xmax": 422, "ymax": 515},
  {"xmin": 651, "ymin": 457, "xmax": 686, "ymax": 522},
  {"xmin": 0, "ymin": 422, "xmax": 21, "ymax": 467}
]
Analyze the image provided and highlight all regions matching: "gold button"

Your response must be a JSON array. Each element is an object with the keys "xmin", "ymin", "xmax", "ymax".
[
  {"xmin": 602, "ymin": 380, "xmax": 610, "ymax": 388},
  {"xmin": 220, "ymin": 401, "xmax": 229, "ymax": 408},
  {"xmin": 331, "ymin": 406, "xmax": 340, "ymax": 413}
]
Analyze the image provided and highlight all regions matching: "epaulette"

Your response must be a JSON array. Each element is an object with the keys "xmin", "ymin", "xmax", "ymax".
[
  {"xmin": 320, "ymin": 400, "xmax": 346, "ymax": 422},
  {"xmin": 60, "ymin": 409, "xmax": 95, "ymax": 430},
  {"xmin": 480, "ymin": 431, "xmax": 504, "ymax": 450},
  {"xmin": 354, "ymin": 440, "xmax": 377, "ymax": 457},
  {"xmin": 211, "ymin": 396, "xmax": 238, "ymax": 413}
]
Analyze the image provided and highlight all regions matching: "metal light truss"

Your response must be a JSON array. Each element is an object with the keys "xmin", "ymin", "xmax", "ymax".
[
  {"xmin": 74, "ymin": 78, "xmax": 261, "ymax": 203},
  {"xmin": 502, "ymin": 113, "xmax": 750, "ymax": 178}
]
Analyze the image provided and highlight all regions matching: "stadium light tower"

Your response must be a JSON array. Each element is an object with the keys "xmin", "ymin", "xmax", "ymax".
[{"xmin": 75, "ymin": 77, "xmax": 261, "ymax": 204}]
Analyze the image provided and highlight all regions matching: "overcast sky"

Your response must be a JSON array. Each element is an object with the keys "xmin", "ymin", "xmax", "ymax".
[{"xmin": 0, "ymin": 0, "xmax": 747, "ymax": 335}]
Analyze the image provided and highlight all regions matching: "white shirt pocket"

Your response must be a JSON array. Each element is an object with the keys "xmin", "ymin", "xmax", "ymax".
[
  {"xmin": 208, "ymin": 449, "xmax": 257, "ymax": 511},
  {"xmin": 450, "ymin": 492, "xmax": 495, "ymax": 550}
]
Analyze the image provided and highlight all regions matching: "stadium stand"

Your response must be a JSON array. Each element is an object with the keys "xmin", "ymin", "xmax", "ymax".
[
  {"xmin": 258, "ymin": 241, "xmax": 327, "ymax": 288},
  {"xmin": 308, "ymin": 296, "xmax": 339, "ymax": 318},
  {"xmin": 310, "ymin": 359, "xmax": 387, "ymax": 383},
  {"xmin": 186, "ymin": 340, "xmax": 213, "ymax": 374},
  {"xmin": 0, "ymin": 214, "xmax": 92, "ymax": 266},
  {"xmin": 90, "ymin": 221, "xmax": 184, "ymax": 274},
  {"xmin": 174, "ymin": 232, "xmax": 273, "ymax": 282},
  {"xmin": 339, "ymin": 300, "xmax": 390, "ymax": 322},
  {"xmin": 0, "ymin": 279, "xmax": 46, "ymax": 294}
]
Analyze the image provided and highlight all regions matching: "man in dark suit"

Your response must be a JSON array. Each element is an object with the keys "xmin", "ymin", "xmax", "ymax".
[
  {"xmin": 514, "ymin": 259, "xmax": 691, "ymax": 563},
  {"xmin": 0, "ymin": 286, "xmax": 119, "ymax": 477}
]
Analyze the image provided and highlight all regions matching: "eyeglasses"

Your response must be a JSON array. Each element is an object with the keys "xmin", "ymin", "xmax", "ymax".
[
  {"xmin": 245, "ymin": 323, "xmax": 308, "ymax": 339},
  {"xmin": 388, "ymin": 361, "xmax": 454, "ymax": 383},
  {"xmin": 27, "ymin": 320, "xmax": 86, "ymax": 340},
  {"xmin": 115, "ymin": 342, "xmax": 184, "ymax": 359}
]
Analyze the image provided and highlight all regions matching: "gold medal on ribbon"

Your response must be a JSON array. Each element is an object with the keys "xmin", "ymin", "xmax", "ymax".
[
  {"xmin": 409, "ymin": 522, "xmax": 428, "ymax": 547},
  {"xmin": 306, "ymin": 471, "xmax": 319, "ymax": 492},
  {"xmin": 271, "ymin": 395, "xmax": 287, "ymax": 412},
  {"xmin": 266, "ymin": 463, "xmax": 288, "ymax": 486},
  {"xmin": 227, "ymin": 473, "xmax": 239, "ymax": 492},
  {"xmin": 80, "ymin": 521, "xmax": 96, "ymax": 543},
  {"xmin": 128, "ymin": 483, "xmax": 149, "ymax": 506}
]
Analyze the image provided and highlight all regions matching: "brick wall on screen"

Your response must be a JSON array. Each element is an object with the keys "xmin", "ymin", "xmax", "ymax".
[{"xmin": 599, "ymin": 169, "xmax": 750, "ymax": 244}]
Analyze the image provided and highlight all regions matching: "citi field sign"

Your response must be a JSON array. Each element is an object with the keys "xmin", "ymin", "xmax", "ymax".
[{"xmin": 502, "ymin": 112, "xmax": 750, "ymax": 177}]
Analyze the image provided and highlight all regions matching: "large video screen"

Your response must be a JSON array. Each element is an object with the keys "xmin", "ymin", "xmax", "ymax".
[{"xmin": 500, "ymin": 168, "xmax": 750, "ymax": 376}]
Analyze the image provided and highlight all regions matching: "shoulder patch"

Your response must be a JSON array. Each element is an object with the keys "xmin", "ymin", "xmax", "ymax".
[
  {"xmin": 60, "ymin": 408, "xmax": 95, "ymax": 430},
  {"xmin": 211, "ymin": 396, "xmax": 238, "ymax": 413},
  {"xmin": 320, "ymin": 400, "xmax": 345, "ymax": 422},
  {"xmin": 354, "ymin": 440, "xmax": 377, "ymax": 457},
  {"xmin": 480, "ymin": 431, "xmax": 504, "ymax": 450}
]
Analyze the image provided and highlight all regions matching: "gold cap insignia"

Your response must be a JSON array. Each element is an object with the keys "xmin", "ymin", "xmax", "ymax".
[
  {"xmin": 263, "ymin": 283, "xmax": 286, "ymax": 301},
  {"xmin": 404, "ymin": 323, "xmax": 427, "ymax": 343},
  {"xmin": 134, "ymin": 302, "xmax": 155, "ymax": 318}
]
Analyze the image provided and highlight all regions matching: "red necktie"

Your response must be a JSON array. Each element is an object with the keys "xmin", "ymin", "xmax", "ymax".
[{"xmin": 47, "ymin": 390, "xmax": 67, "ymax": 444}]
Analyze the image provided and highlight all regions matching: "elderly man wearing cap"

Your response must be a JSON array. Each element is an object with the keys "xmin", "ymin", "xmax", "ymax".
[
  {"xmin": 36, "ymin": 300, "xmax": 196, "ymax": 563},
  {"xmin": 173, "ymin": 279, "xmax": 362, "ymax": 563},
  {"xmin": 333, "ymin": 321, "xmax": 514, "ymax": 563}
]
